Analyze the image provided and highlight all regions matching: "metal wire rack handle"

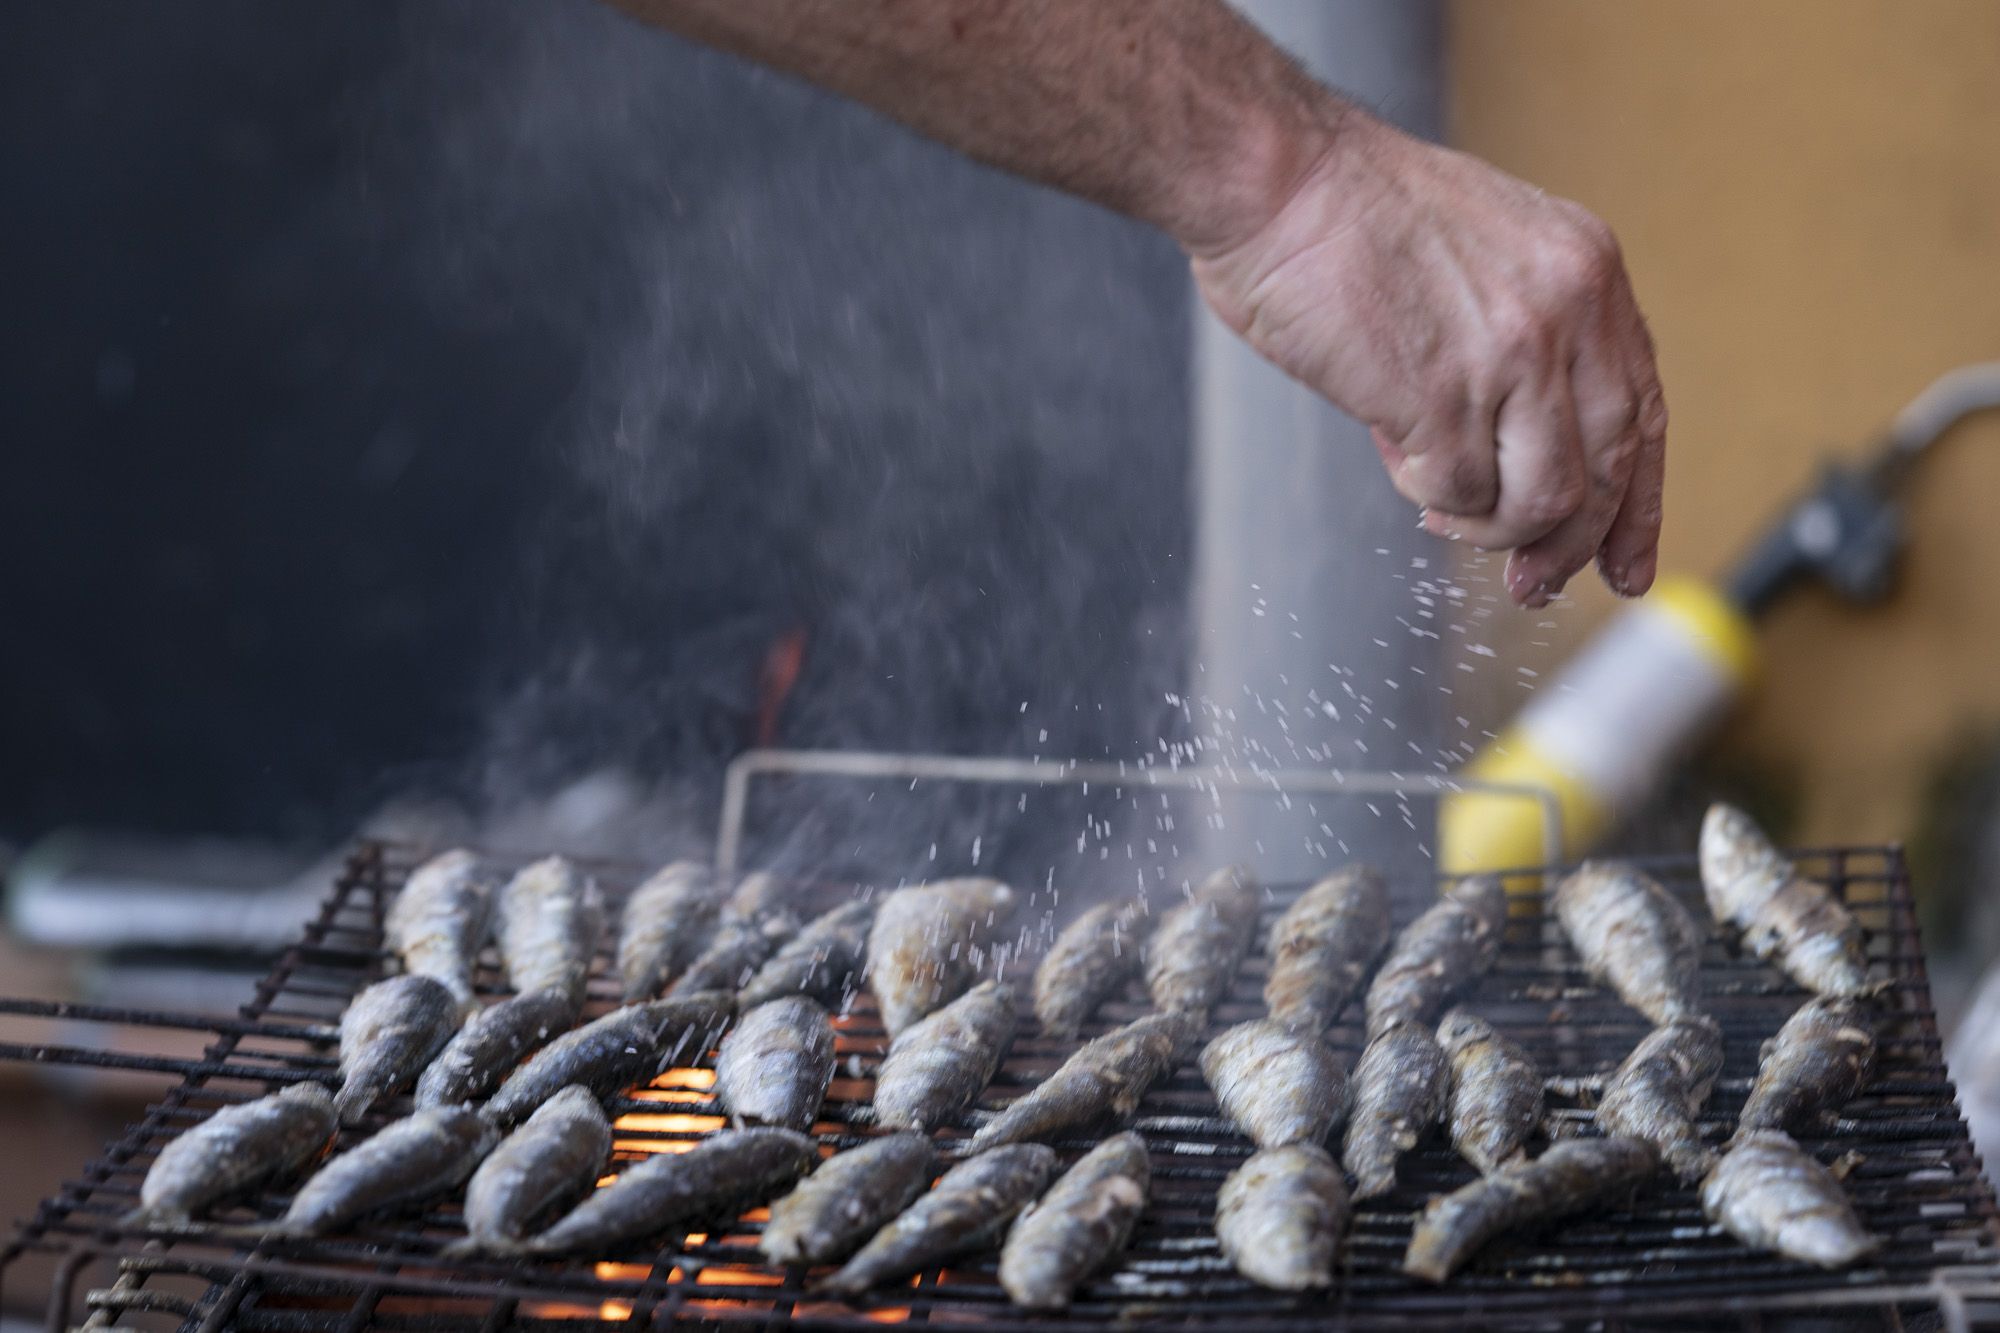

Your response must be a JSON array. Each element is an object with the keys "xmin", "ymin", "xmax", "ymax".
[{"xmin": 714, "ymin": 747, "xmax": 1564, "ymax": 879}]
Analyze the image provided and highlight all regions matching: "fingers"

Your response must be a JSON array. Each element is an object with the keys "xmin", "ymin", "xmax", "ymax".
[
  {"xmin": 1375, "ymin": 402, "xmax": 1501, "ymax": 518},
  {"xmin": 1596, "ymin": 377, "xmax": 1668, "ymax": 596},
  {"xmin": 1421, "ymin": 371, "xmax": 1585, "ymax": 552}
]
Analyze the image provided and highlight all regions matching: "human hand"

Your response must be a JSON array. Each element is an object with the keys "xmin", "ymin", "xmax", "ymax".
[{"xmin": 1188, "ymin": 110, "xmax": 1666, "ymax": 607}]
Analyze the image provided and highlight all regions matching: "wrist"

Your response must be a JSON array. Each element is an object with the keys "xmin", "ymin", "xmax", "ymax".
[{"xmin": 1168, "ymin": 82, "xmax": 1360, "ymax": 261}]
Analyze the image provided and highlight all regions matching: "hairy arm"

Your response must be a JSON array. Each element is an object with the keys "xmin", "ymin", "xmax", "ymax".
[{"xmin": 608, "ymin": 0, "xmax": 1667, "ymax": 605}]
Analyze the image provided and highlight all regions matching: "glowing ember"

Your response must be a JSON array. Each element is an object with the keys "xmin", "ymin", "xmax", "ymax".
[
  {"xmin": 696, "ymin": 1265, "xmax": 785, "ymax": 1288},
  {"xmin": 593, "ymin": 1262, "xmax": 649, "ymax": 1282},
  {"xmin": 596, "ymin": 1301, "xmax": 634, "ymax": 1320},
  {"xmin": 614, "ymin": 1112, "xmax": 726, "ymax": 1135},
  {"xmin": 646, "ymin": 1066, "xmax": 717, "ymax": 1091}
]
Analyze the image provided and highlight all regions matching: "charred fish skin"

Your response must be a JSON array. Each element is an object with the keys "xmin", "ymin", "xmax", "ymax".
[
  {"xmin": 969, "ymin": 1010, "xmax": 1202, "ymax": 1150},
  {"xmin": 1342, "ymin": 1019, "xmax": 1450, "ymax": 1201},
  {"xmin": 1700, "ymin": 804, "xmax": 1872, "ymax": 998},
  {"xmin": 999, "ymin": 1131, "xmax": 1150, "ymax": 1310},
  {"xmin": 132, "ymin": 1083, "xmax": 336, "ymax": 1225},
  {"xmin": 741, "ymin": 900, "xmax": 875, "ymax": 1010},
  {"xmin": 483, "ymin": 992, "xmax": 736, "ymax": 1128},
  {"xmin": 384, "ymin": 849, "xmax": 491, "ymax": 1017},
  {"xmin": 874, "ymin": 980, "xmax": 1018, "ymax": 1131},
  {"xmin": 1033, "ymin": 898, "xmax": 1153, "ymax": 1040},
  {"xmin": 1266, "ymin": 865, "xmax": 1392, "ymax": 1034},
  {"xmin": 523, "ymin": 1127, "xmax": 818, "ymax": 1256},
  {"xmin": 818, "ymin": 1143, "xmax": 1058, "ymax": 1298},
  {"xmin": 1404, "ymin": 1136, "xmax": 1659, "ymax": 1283},
  {"xmin": 1701, "ymin": 1130, "xmax": 1879, "ymax": 1268},
  {"xmin": 334, "ymin": 975, "xmax": 461, "ymax": 1126},
  {"xmin": 760, "ymin": 1131, "xmax": 937, "ymax": 1267},
  {"xmin": 617, "ymin": 861, "xmax": 722, "ymax": 1001},
  {"xmin": 1739, "ymin": 997, "xmax": 1878, "ymax": 1137},
  {"xmin": 276, "ymin": 1106, "xmax": 496, "ymax": 1236},
  {"xmin": 1438, "ymin": 1009, "xmax": 1543, "ymax": 1174},
  {"xmin": 1597, "ymin": 1015, "xmax": 1725, "ymax": 1182},
  {"xmin": 415, "ymin": 987, "xmax": 582, "ymax": 1109},
  {"xmin": 497, "ymin": 856, "xmax": 604, "ymax": 1005},
  {"xmin": 1552, "ymin": 861, "xmax": 1706, "ymax": 1025},
  {"xmin": 1215, "ymin": 1143, "xmax": 1349, "ymax": 1291},
  {"xmin": 715, "ymin": 996, "xmax": 836, "ymax": 1132},
  {"xmin": 1145, "ymin": 867, "xmax": 1261, "ymax": 1019},
  {"xmin": 455, "ymin": 1085, "xmax": 613, "ymax": 1254},
  {"xmin": 1199, "ymin": 1019, "xmax": 1348, "ymax": 1150},
  {"xmin": 867, "ymin": 877, "xmax": 1019, "ymax": 1038},
  {"xmin": 1364, "ymin": 875, "xmax": 1506, "ymax": 1041}
]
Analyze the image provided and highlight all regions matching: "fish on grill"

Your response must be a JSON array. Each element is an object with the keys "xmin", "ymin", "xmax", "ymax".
[
  {"xmin": 970, "ymin": 1010, "xmax": 1202, "ymax": 1150},
  {"xmin": 818, "ymin": 1143, "xmax": 1058, "ymax": 1298},
  {"xmin": 384, "ymin": 849, "xmax": 491, "ymax": 1017},
  {"xmin": 1738, "ymin": 997, "xmax": 1878, "ymax": 1137},
  {"xmin": 1552, "ymin": 861, "xmax": 1705, "ymax": 1024},
  {"xmin": 275, "ymin": 1106, "xmax": 497, "ymax": 1236},
  {"xmin": 1199, "ymin": 1018, "xmax": 1348, "ymax": 1149},
  {"xmin": 1596, "ymin": 1015, "xmax": 1724, "ymax": 1182},
  {"xmin": 1145, "ymin": 866, "xmax": 1261, "ymax": 1018},
  {"xmin": 1700, "ymin": 803, "xmax": 1873, "ymax": 998},
  {"xmin": 1033, "ymin": 897, "xmax": 1152, "ymax": 1039},
  {"xmin": 617, "ymin": 861, "xmax": 722, "ymax": 1001},
  {"xmin": 1364, "ymin": 875, "xmax": 1506, "ymax": 1040},
  {"xmin": 334, "ymin": 975, "xmax": 460, "ymax": 1126},
  {"xmin": 483, "ymin": 992, "xmax": 736, "ymax": 1128},
  {"xmin": 1215, "ymin": 1142, "xmax": 1349, "ymax": 1291},
  {"xmin": 1701, "ymin": 1129, "xmax": 1879, "ymax": 1267},
  {"xmin": 1265, "ymin": 864, "xmax": 1391, "ymax": 1034},
  {"xmin": 452, "ymin": 1085, "xmax": 613, "ymax": 1254},
  {"xmin": 714, "ymin": 996, "xmax": 836, "ymax": 1131},
  {"xmin": 1404, "ymin": 1136, "xmax": 1660, "ymax": 1282},
  {"xmin": 867, "ymin": 877, "xmax": 1019, "ymax": 1037},
  {"xmin": 1438, "ymin": 1009, "xmax": 1543, "ymax": 1173},
  {"xmin": 760, "ymin": 1131, "xmax": 937, "ymax": 1267},
  {"xmin": 130, "ymin": 1082, "xmax": 337, "ymax": 1225},
  {"xmin": 740, "ymin": 899, "xmax": 875, "ymax": 1010},
  {"xmin": 522, "ymin": 1127, "xmax": 818, "ymax": 1256},
  {"xmin": 496, "ymin": 855, "xmax": 604, "ymax": 1005},
  {"xmin": 999, "ymin": 1131, "xmax": 1150, "ymax": 1309},
  {"xmin": 1342, "ymin": 1018, "xmax": 1450, "ymax": 1200},
  {"xmin": 669, "ymin": 873, "xmax": 802, "ymax": 998},
  {"xmin": 873, "ymin": 980, "xmax": 1018, "ymax": 1131},
  {"xmin": 415, "ymin": 987, "xmax": 582, "ymax": 1109}
]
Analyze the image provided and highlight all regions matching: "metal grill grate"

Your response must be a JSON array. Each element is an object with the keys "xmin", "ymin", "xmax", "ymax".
[{"xmin": 4, "ymin": 841, "xmax": 1999, "ymax": 1332}]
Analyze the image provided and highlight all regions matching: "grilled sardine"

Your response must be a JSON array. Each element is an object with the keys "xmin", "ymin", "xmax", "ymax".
[
  {"xmin": 1145, "ymin": 867, "xmax": 1260, "ymax": 1018},
  {"xmin": 384, "ymin": 849, "xmax": 491, "ymax": 1017},
  {"xmin": 760, "ymin": 1131, "xmax": 937, "ymax": 1266},
  {"xmin": 497, "ymin": 855, "xmax": 604, "ymax": 1005},
  {"xmin": 131, "ymin": 1083, "xmax": 336, "ymax": 1225},
  {"xmin": 1342, "ymin": 1019, "xmax": 1449, "ymax": 1200},
  {"xmin": 1364, "ymin": 875, "xmax": 1505, "ymax": 1040},
  {"xmin": 334, "ymin": 975, "xmax": 460, "ymax": 1126},
  {"xmin": 1215, "ymin": 1143, "xmax": 1348, "ymax": 1291},
  {"xmin": 668, "ymin": 874, "xmax": 800, "ymax": 998},
  {"xmin": 1552, "ymin": 861, "xmax": 1705, "ymax": 1024},
  {"xmin": 1438, "ymin": 1010, "xmax": 1542, "ymax": 1173},
  {"xmin": 970, "ymin": 1010, "xmax": 1201, "ymax": 1150},
  {"xmin": 522, "ymin": 1127, "xmax": 818, "ymax": 1256},
  {"xmin": 454, "ymin": 1085, "xmax": 612, "ymax": 1254},
  {"xmin": 1700, "ymin": 804, "xmax": 1872, "ymax": 998},
  {"xmin": 1265, "ymin": 865, "xmax": 1391, "ymax": 1034},
  {"xmin": 867, "ymin": 877, "xmax": 1019, "ymax": 1037},
  {"xmin": 617, "ymin": 861, "xmax": 722, "ymax": 1001},
  {"xmin": 714, "ymin": 996, "xmax": 835, "ymax": 1131},
  {"xmin": 415, "ymin": 987, "xmax": 582, "ymax": 1109},
  {"xmin": 818, "ymin": 1144, "xmax": 1057, "ymax": 1298},
  {"xmin": 999, "ymin": 1131, "xmax": 1149, "ymax": 1309},
  {"xmin": 1404, "ymin": 1136, "xmax": 1659, "ymax": 1282},
  {"xmin": 874, "ymin": 980, "xmax": 1018, "ymax": 1130},
  {"xmin": 1739, "ymin": 997, "xmax": 1877, "ymax": 1137},
  {"xmin": 483, "ymin": 992, "xmax": 735, "ymax": 1128},
  {"xmin": 276, "ymin": 1106, "xmax": 496, "ymax": 1235},
  {"xmin": 1597, "ymin": 1015, "xmax": 1724, "ymax": 1182},
  {"xmin": 741, "ymin": 900, "xmax": 875, "ymax": 1010},
  {"xmin": 1701, "ymin": 1130, "xmax": 1878, "ymax": 1267},
  {"xmin": 1033, "ymin": 898, "xmax": 1152, "ymax": 1039},
  {"xmin": 1199, "ymin": 1018, "xmax": 1348, "ymax": 1149}
]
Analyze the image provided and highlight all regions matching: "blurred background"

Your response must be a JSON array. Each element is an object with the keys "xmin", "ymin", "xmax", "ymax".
[{"xmin": 4, "ymin": 0, "xmax": 2000, "ymax": 1317}]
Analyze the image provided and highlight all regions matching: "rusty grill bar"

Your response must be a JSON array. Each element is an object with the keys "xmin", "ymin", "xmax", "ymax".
[{"xmin": 3, "ymin": 841, "xmax": 1999, "ymax": 1331}]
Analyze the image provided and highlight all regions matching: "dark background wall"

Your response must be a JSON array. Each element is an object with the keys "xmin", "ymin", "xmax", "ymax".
[{"xmin": 1, "ymin": 1, "xmax": 1193, "ymax": 879}]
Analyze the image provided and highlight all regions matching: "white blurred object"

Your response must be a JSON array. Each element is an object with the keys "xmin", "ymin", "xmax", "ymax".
[{"xmin": 1946, "ymin": 960, "xmax": 2000, "ymax": 1185}]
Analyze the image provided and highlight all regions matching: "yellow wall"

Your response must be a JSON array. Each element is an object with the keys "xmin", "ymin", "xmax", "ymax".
[{"xmin": 1449, "ymin": 1, "xmax": 2000, "ymax": 846}]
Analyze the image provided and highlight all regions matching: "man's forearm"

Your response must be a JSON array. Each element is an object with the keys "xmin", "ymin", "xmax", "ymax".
[{"xmin": 607, "ymin": 0, "xmax": 1344, "ymax": 255}]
